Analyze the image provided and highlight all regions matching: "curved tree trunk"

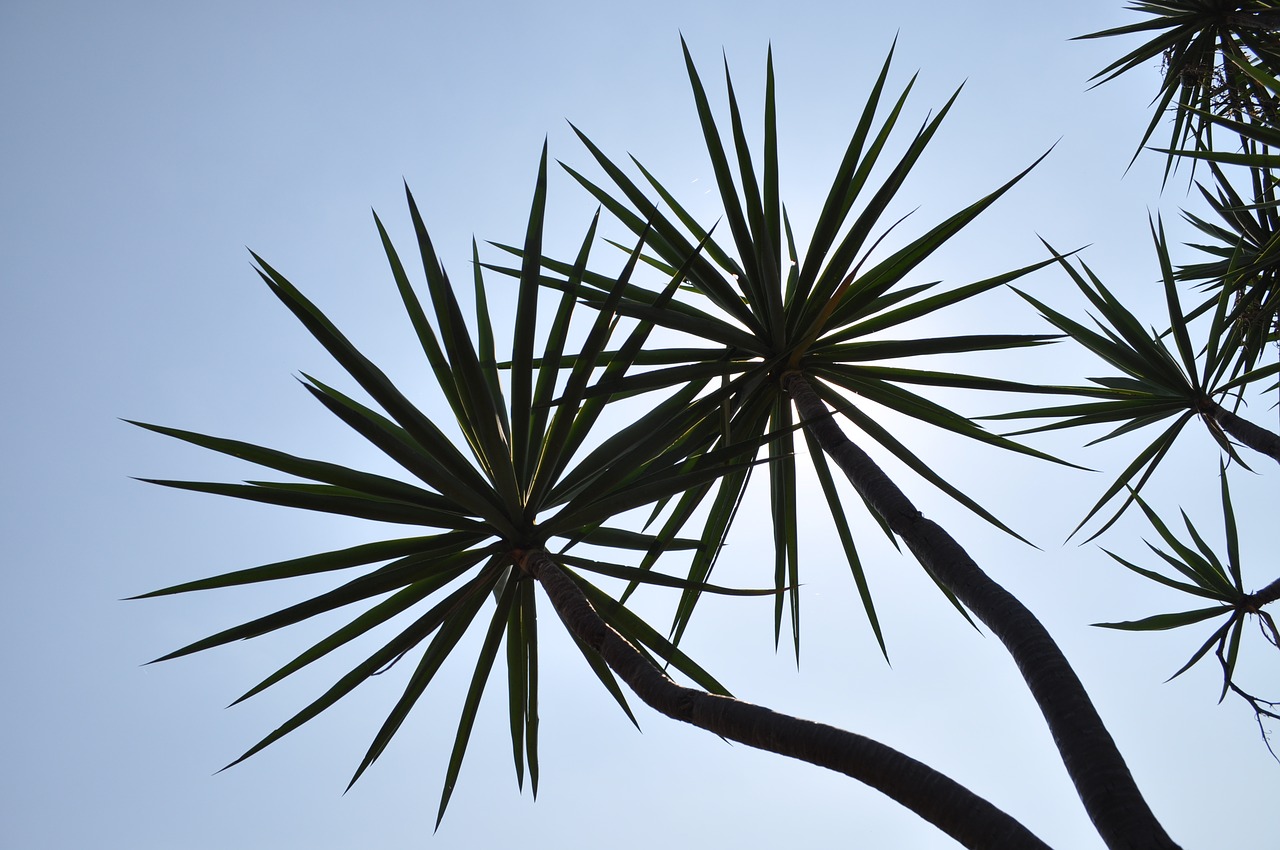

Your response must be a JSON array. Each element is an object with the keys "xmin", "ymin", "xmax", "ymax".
[
  {"xmin": 781, "ymin": 370, "xmax": 1181, "ymax": 850},
  {"xmin": 517, "ymin": 548, "xmax": 1053, "ymax": 850},
  {"xmin": 1201, "ymin": 399, "xmax": 1280, "ymax": 463}
]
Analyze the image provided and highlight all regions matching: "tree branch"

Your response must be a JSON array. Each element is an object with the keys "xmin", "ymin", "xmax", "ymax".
[
  {"xmin": 518, "ymin": 549, "xmax": 1053, "ymax": 850},
  {"xmin": 1248, "ymin": 576, "xmax": 1280, "ymax": 610},
  {"xmin": 781, "ymin": 370, "xmax": 1181, "ymax": 850},
  {"xmin": 1201, "ymin": 400, "xmax": 1280, "ymax": 463},
  {"xmin": 1225, "ymin": 11, "xmax": 1280, "ymax": 32}
]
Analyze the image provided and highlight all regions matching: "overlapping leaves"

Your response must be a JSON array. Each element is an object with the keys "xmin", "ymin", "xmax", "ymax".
[
  {"xmin": 1094, "ymin": 468, "xmax": 1269, "ymax": 711},
  {"xmin": 133, "ymin": 147, "xmax": 781, "ymax": 826},
  {"xmin": 1179, "ymin": 160, "xmax": 1280, "ymax": 374},
  {"xmin": 1165, "ymin": 46, "xmax": 1280, "ymax": 166},
  {"xmin": 987, "ymin": 221, "xmax": 1279, "ymax": 539},
  {"xmin": 1078, "ymin": 1, "xmax": 1280, "ymax": 173},
  {"xmin": 1168, "ymin": 49, "xmax": 1280, "ymax": 374},
  {"xmin": 1084, "ymin": 7, "xmax": 1280, "ymax": 377},
  {"xmin": 494, "ymin": 41, "xmax": 1065, "ymax": 657}
]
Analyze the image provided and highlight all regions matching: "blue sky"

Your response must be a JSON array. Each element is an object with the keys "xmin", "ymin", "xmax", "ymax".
[{"xmin": 2, "ymin": 2, "xmax": 1276, "ymax": 848}]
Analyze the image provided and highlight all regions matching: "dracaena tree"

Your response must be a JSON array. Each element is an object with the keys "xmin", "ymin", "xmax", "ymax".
[
  {"xmin": 1001, "ymin": 0, "xmax": 1280, "ymax": 758},
  {"xmin": 1079, "ymin": 1, "xmax": 1280, "ymax": 362},
  {"xmin": 137, "ymin": 8, "xmax": 1280, "ymax": 850},
  {"xmin": 493, "ymin": 38, "xmax": 1179, "ymax": 850},
  {"xmin": 133, "ymin": 147, "xmax": 1060, "ymax": 847},
  {"xmin": 1078, "ymin": 0, "xmax": 1280, "ymax": 171},
  {"xmin": 132, "ymin": 152, "xmax": 765, "ymax": 825}
]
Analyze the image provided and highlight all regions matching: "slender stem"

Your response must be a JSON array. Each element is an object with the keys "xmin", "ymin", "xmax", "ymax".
[
  {"xmin": 781, "ymin": 370, "xmax": 1181, "ymax": 850},
  {"xmin": 517, "ymin": 549, "xmax": 1054, "ymax": 850},
  {"xmin": 1201, "ymin": 399, "xmax": 1280, "ymax": 463}
]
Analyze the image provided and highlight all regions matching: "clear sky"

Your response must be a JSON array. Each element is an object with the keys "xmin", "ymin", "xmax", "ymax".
[{"xmin": 2, "ymin": 2, "xmax": 1275, "ymax": 848}]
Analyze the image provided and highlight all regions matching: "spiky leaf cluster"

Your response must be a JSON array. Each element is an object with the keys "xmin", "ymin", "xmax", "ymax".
[{"xmin": 135, "ymin": 148, "xmax": 783, "ymax": 824}]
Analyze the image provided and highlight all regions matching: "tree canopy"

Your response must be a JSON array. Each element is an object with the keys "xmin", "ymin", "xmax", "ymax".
[{"xmin": 123, "ymin": 4, "xmax": 1279, "ymax": 849}]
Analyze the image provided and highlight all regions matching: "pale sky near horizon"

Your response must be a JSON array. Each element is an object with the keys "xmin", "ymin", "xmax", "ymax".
[{"xmin": 2, "ymin": 2, "xmax": 1276, "ymax": 848}]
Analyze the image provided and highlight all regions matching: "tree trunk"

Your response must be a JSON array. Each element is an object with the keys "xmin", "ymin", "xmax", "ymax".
[
  {"xmin": 1248, "ymin": 575, "xmax": 1280, "ymax": 611},
  {"xmin": 517, "ymin": 548, "xmax": 1053, "ymax": 850},
  {"xmin": 1201, "ymin": 399, "xmax": 1280, "ymax": 463},
  {"xmin": 781, "ymin": 370, "xmax": 1181, "ymax": 850},
  {"xmin": 1226, "ymin": 11, "xmax": 1280, "ymax": 32}
]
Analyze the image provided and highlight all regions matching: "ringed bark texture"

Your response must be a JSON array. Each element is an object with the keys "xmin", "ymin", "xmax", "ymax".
[
  {"xmin": 518, "ymin": 549, "xmax": 1052, "ymax": 850},
  {"xmin": 781, "ymin": 370, "xmax": 1181, "ymax": 850}
]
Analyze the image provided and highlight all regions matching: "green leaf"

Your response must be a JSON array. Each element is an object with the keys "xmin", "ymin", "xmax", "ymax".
[
  {"xmin": 1220, "ymin": 463, "xmax": 1244, "ymax": 590},
  {"xmin": 471, "ymin": 238, "xmax": 511, "ymax": 447},
  {"xmin": 1094, "ymin": 605, "xmax": 1229, "ymax": 631},
  {"xmin": 153, "ymin": 545, "xmax": 498, "ymax": 663},
  {"xmin": 348, "ymin": 562, "xmax": 502, "ymax": 790},
  {"xmin": 1167, "ymin": 618, "xmax": 1235, "ymax": 682},
  {"xmin": 251, "ymin": 253, "xmax": 508, "ymax": 528},
  {"xmin": 1219, "ymin": 614, "xmax": 1245, "ymax": 702},
  {"xmin": 296, "ymin": 376, "xmax": 474, "ymax": 504},
  {"xmin": 572, "ymin": 569, "xmax": 732, "ymax": 698},
  {"xmin": 799, "ymin": 87, "xmax": 964, "ymax": 335},
  {"xmin": 802, "ymin": 425, "xmax": 885, "ymax": 658},
  {"xmin": 564, "ymin": 627, "xmax": 639, "ymax": 729},
  {"xmin": 436, "ymin": 569, "xmax": 519, "ymax": 828},
  {"xmin": 557, "ymin": 554, "xmax": 781, "ymax": 597},
  {"xmin": 373, "ymin": 208, "xmax": 468, "ymax": 441},
  {"xmin": 561, "ymin": 139, "xmax": 758, "ymax": 332},
  {"xmin": 1131, "ymin": 492, "xmax": 1238, "ymax": 598},
  {"xmin": 402, "ymin": 188, "xmax": 522, "ymax": 513},
  {"xmin": 519, "ymin": 579, "xmax": 540, "ymax": 794},
  {"xmin": 130, "ymin": 535, "xmax": 459, "ymax": 598},
  {"xmin": 219, "ymin": 564, "xmax": 499, "ymax": 773},
  {"xmin": 233, "ymin": 566, "xmax": 470, "ymax": 705},
  {"xmin": 511, "ymin": 144, "xmax": 550, "ymax": 489},
  {"xmin": 505, "ymin": 578, "xmax": 527, "ymax": 790},
  {"xmin": 794, "ymin": 42, "xmax": 907, "ymax": 310},
  {"xmin": 1101, "ymin": 548, "xmax": 1229, "ymax": 602},
  {"xmin": 1071, "ymin": 413, "xmax": 1194, "ymax": 541},
  {"xmin": 137, "ymin": 478, "xmax": 475, "ymax": 529},
  {"xmin": 680, "ymin": 36, "xmax": 765, "ymax": 311},
  {"xmin": 128, "ymin": 420, "xmax": 446, "ymax": 509},
  {"xmin": 824, "ymin": 150, "xmax": 1052, "ymax": 333},
  {"xmin": 769, "ymin": 393, "xmax": 800, "ymax": 655},
  {"xmin": 571, "ymin": 526, "xmax": 704, "ymax": 552},
  {"xmin": 525, "ymin": 213, "xmax": 601, "ymax": 509},
  {"xmin": 816, "ymin": 386, "xmax": 1030, "ymax": 544},
  {"xmin": 721, "ymin": 51, "xmax": 784, "ymax": 333}
]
